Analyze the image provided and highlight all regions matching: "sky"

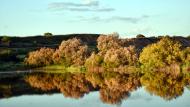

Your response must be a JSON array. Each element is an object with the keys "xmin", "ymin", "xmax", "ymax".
[{"xmin": 0, "ymin": 0, "xmax": 190, "ymax": 37}]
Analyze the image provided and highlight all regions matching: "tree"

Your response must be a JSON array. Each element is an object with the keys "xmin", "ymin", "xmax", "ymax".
[
  {"xmin": 136, "ymin": 34, "xmax": 145, "ymax": 38},
  {"xmin": 139, "ymin": 37, "xmax": 182, "ymax": 69},
  {"xmin": 181, "ymin": 47, "xmax": 190, "ymax": 66},
  {"xmin": 103, "ymin": 46, "xmax": 138, "ymax": 68},
  {"xmin": 24, "ymin": 48, "xmax": 54, "ymax": 67},
  {"xmin": 1, "ymin": 36, "xmax": 11, "ymax": 46},
  {"xmin": 52, "ymin": 38, "xmax": 90, "ymax": 66},
  {"xmin": 97, "ymin": 33, "xmax": 122, "ymax": 53},
  {"xmin": 85, "ymin": 52, "xmax": 104, "ymax": 67},
  {"xmin": 44, "ymin": 32, "xmax": 53, "ymax": 37}
]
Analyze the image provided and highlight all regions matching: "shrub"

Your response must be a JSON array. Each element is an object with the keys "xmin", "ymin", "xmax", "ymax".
[
  {"xmin": 181, "ymin": 47, "xmax": 190, "ymax": 69},
  {"xmin": 182, "ymin": 47, "xmax": 190, "ymax": 74},
  {"xmin": 24, "ymin": 48, "xmax": 54, "ymax": 67},
  {"xmin": 44, "ymin": 32, "xmax": 53, "ymax": 37},
  {"xmin": 136, "ymin": 34, "xmax": 145, "ymax": 38},
  {"xmin": 53, "ymin": 38, "xmax": 90, "ymax": 66},
  {"xmin": 1, "ymin": 36, "xmax": 11, "ymax": 46},
  {"xmin": 103, "ymin": 46, "xmax": 138, "ymax": 68},
  {"xmin": 139, "ymin": 37, "xmax": 182, "ymax": 69},
  {"xmin": 85, "ymin": 52, "xmax": 104, "ymax": 67},
  {"xmin": 1, "ymin": 36, "xmax": 11, "ymax": 43},
  {"xmin": 97, "ymin": 33, "xmax": 122, "ymax": 53}
]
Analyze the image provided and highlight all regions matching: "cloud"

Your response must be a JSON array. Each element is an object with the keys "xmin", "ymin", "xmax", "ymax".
[
  {"xmin": 73, "ymin": 15, "xmax": 150, "ymax": 23},
  {"xmin": 111, "ymin": 15, "xmax": 150, "ymax": 23},
  {"xmin": 49, "ymin": 1, "xmax": 99, "ymax": 8},
  {"xmin": 48, "ymin": 0, "xmax": 115, "ymax": 12}
]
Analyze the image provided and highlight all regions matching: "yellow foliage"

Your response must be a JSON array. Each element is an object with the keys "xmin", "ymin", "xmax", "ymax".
[{"xmin": 139, "ymin": 37, "xmax": 182, "ymax": 68}]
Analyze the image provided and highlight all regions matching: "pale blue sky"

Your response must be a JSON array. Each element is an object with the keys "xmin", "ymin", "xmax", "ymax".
[{"xmin": 0, "ymin": 0, "xmax": 190, "ymax": 37}]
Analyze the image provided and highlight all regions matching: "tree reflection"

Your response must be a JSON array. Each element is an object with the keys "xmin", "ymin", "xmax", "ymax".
[
  {"xmin": 141, "ymin": 71, "xmax": 184, "ymax": 100},
  {"xmin": 0, "ymin": 84, "xmax": 12, "ymax": 98},
  {"xmin": 25, "ymin": 72, "xmax": 93, "ymax": 99},
  {"xmin": 25, "ymin": 73, "xmax": 56, "ymax": 91},
  {"xmin": 100, "ymin": 88, "xmax": 130, "ymax": 105},
  {"xmin": 23, "ymin": 68, "xmax": 190, "ymax": 105},
  {"xmin": 54, "ymin": 73, "xmax": 93, "ymax": 99},
  {"xmin": 86, "ymin": 72, "xmax": 141, "ymax": 104}
]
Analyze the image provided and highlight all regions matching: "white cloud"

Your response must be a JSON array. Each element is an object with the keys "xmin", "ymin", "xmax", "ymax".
[{"xmin": 48, "ymin": 0, "xmax": 114, "ymax": 12}]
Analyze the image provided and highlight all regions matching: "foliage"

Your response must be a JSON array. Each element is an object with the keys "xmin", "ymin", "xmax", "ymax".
[
  {"xmin": 139, "ymin": 37, "xmax": 182, "ymax": 69},
  {"xmin": 24, "ymin": 48, "xmax": 54, "ymax": 67},
  {"xmin": 85, "ymin": 52, "xmax": 104, "ymax": 67},
  {"xmin": 136, "ymin": 34, "xmax": 145, "ymax": 38},
  {"xmin": 141, "ymin": 71, "xmax": 184, "ymax": 100},
  {"xmin": 53, "ymin": 38, "xmax": 90, "ymax": 66},
  {"xmin": 44, "ymin": 32, "xmax": 53, "ymax": 37},
  {"xmin": 181, "ymin": 47, "xmax": 190, "ymax": 66},
  {"xmin": 103, "ymin": 46, "xmax": 138, "ymax": 68},
  {"xmin": 1, "ymin": 36, "xmax": 11, "ymax": 43},
  {"xmin": 100, "ymin": 88, "xmax": 129, "ymax": 105},
  {"xmin": 97, "ymin": 33, "xmax": 122, "ymax": 52},
  {"xmin": 25, "ymin": 73, "xmax": 93, "ymax": 99}
]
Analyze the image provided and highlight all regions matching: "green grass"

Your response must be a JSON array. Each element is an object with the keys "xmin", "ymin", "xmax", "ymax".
[{"xmin": 35, "ymin": 65, "xmax": 86, "ymax": 73}]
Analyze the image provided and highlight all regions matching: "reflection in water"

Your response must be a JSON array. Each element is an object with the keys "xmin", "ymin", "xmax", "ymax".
[
  {"xmin": 86, "ymin": 72, "xmax": 141, "ymax": 104},
  {"xmin": 0, "ymin": 67, "xmax": 190, "ymax": 105},
  {"xmin": 141, "ymin": 71, "xmax": 184, "ymax": 100},
  {"xmin": 24, "ymin": 72, "xmax": 141, "ymax": 104},
  {"xmin": 25, "ymin": 73, "xmax": 93, "ymax": 99}
]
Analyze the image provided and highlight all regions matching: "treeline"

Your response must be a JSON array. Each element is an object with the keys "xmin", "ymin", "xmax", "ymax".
[{"xmin": 24, "ymin": 33, "xmax": 190, "ymax": 73}]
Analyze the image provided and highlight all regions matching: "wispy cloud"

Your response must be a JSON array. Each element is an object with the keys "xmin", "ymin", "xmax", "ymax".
[
  {"xmin": 73, "ymin": 15, "xmax": 150, "ymax": 23},
  {"xmin": 48, "ymin": 0, "xmax": 115, "ymax": 12}
]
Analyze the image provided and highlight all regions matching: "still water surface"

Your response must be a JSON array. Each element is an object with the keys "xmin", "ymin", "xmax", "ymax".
[{"xmin": 0, "ymin": 71, "xmax": 190, "ymax": 107}]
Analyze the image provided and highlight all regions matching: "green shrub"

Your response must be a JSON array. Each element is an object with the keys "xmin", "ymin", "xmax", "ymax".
[
  {"xmin": 181, "ymin": 47, "xmax": 190, "ymax": 65},
  {"xmin": 136, "ymin": 34, "xmax": 145, "ymax": 38},
  {"xmin": 139, "ymin": 37, "xmax": 182, "ymax": 69},
  {"xmin": 44, "ymin": 32, "xmax": 53, "ymax": 37},
  {"xmin": 181, "ymin": 47, "xmax": 190, "ymax": 72},
  {"xmin": 1, "ymin": 36, "xmax": 11, "ymax": 43},
  {"xmin": 24, "ymin": 48, "xmax": 54, "ymax": 67},
  {"xmin": 85, "ymin": 52, "xmax": 104, "ymax": 67}
]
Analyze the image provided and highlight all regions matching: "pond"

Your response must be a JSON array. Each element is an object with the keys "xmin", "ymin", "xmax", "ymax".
[{"xmin": 0, "ymin": 71, "xmax": 190, "ymax": 107}]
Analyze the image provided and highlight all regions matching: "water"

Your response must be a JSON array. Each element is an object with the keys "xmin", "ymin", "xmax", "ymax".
[{"xmin": 0, "ymin": 71, "xmax": 190, "ymax": 107}]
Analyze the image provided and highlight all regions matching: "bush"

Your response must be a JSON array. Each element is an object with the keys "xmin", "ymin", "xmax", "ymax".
[
  {"xmin": 1, "ymin": 36, "xmax": 11, "ymax": 43},
  {"xmin": 52, "ymin": 38, "xmax": 90, "ymax": 66},
  {"xmin": 24, "ymin": 48, "xmax": 54, "ymax": 67},
  {"xmin": 97, "ymin": 33, "xmax": 122, "ymax": 53},
  {"xmin": 181, "ymin": 47, "xmax": 190, "ymax": 67},
  {"xmin": 44, "ymin": 32, "xmax": 53, "ymax": 37},
  {"xmin": 139, "ymin": 37, "xmax": 182, "ymax": 69},
  {"xmin": 182, "ymin": 47, "xmax": 190, "ymax": 74},
  {"xmin": 85, "ymin": 52, "xmax": 104, "ymax": 67},
  {"xmin": 136, "ymin": 34, "xmax": 145, "ymax": 38},
  {"xmin": 103, "ymin": 46, "xmax": 138, "ymax": 68}
]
